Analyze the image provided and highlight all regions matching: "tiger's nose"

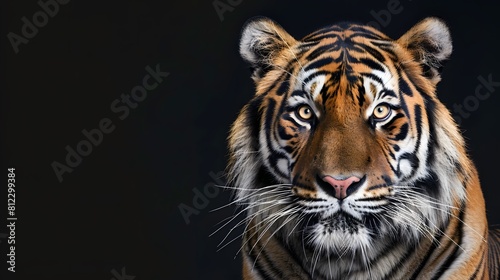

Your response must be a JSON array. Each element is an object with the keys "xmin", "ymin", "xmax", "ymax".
[{"xmin": 322, "ymin": 176, "xmax": 362, "ymax": 200}]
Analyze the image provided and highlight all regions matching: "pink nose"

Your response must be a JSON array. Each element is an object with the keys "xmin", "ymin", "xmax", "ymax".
[{"xmin": 322, "ymin": 176, "xmax": 361, "ymax": 200}]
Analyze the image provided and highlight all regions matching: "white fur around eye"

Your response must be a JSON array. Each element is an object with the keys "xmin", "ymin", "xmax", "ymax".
[
  {"xmin": 290, "ymin": 112, "xmax": 312, "ymax": 130},
  {"xmin": 307, "ymin": 76, "xmax": 325, "ymax": 99}
]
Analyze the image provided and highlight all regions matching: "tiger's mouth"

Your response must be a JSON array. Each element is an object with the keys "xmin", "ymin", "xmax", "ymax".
[{"xmin": 308, "ymin": 210, "xmax": 382, "ymax": 237}]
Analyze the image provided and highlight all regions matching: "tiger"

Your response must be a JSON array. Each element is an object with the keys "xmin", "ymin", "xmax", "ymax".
[{"xmin": 225, "ymin": 16, "xmax": 500, "ymax": 279}]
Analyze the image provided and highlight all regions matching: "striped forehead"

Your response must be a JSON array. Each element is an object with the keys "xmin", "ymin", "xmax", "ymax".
[{"xmin": 292, "ymin": 25, "xmax": 397, "ymax": 104}]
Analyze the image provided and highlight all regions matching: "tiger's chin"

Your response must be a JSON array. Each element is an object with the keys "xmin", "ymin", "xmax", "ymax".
[{"xmin": 306, "ymin": 212, "xmax": 379, "ymax": 256}]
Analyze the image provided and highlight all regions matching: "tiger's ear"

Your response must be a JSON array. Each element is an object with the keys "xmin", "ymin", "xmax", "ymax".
[
  {"xmin": 240, "ymin": 17, "xmax": 297, "ymax": 82},
  {"xmin": 397, "ymin": 17, "xmax": 452, "ymax": 85}
]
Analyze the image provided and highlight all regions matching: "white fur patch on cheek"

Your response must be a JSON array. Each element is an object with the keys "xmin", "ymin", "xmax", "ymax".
[
  {"xmin": 398, "ymin": 159, "xmax": 413, "ymax": 178},
  {"xmin": 290, "ymin": 112, "xmax": 312, "ymax": 130},
  {"xmin": 277, "ymin": 158, "xmax": 290, "ymax": 177}
]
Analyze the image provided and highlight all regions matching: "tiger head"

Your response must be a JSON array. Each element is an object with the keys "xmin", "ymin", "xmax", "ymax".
[{"xmin": 228, "ymin": 17, "xmax": 472, "ymax": 262}]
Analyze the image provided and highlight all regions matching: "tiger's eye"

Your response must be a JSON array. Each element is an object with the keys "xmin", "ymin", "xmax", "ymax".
[
  {"xmin": 373, "ymin": 104, "xmax": 391, "ymax": 120},
  {"xmin": 297, "ymin": 105, "xmax": 313, "ymax": 120}
]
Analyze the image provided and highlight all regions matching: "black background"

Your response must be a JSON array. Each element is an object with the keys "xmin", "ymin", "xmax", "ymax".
[{"xmin": 1, "ymin": 0, "xmax": 499, "ymax": 279}]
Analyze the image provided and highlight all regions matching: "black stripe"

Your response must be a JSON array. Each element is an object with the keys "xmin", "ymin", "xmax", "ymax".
[
  {"xmin": 399, "ymin": 73, "xmax": 414, "ymax": 96},
  {"xmin": 302, "ymin": 26, "xmax": 343, "ymax": 41},
  {"xmin": 371, "ymin": 40, "xmax": 397, "ymax": 60},
  {"xmin": 245, "ymin": 229, "xmax": 275, "ymax": 280},
  {"xmin": 412, "ymin": 170, "xmax": 440, "ymax": 198},
  {"xmin": 282, "ymin": 114, "xmax": 302, "ymax": 128},
  {"xmin": 264, "ymin": 99, "xmax": 288, "ymax": 179},
  {"xmin": 383, "ymin": 243, "xmax": 418, "ymax": 279},
  {"xmin": 383, "ymin": 151, "xmax": 398, "ymax": 175},
  {"xmin": 370, "ymin": 241, "xmax": 408, "ymax": 277},
  {"xmin": 256, "ymin": 167, "xmax": 281, "ymax": 190},
  {"xmin": 290, "ymin": 90, "xmax": 307, "ymax": 98},
  {"xmin": 388, "ymin": 150, "xmax": 396, "ymax": 160},
  {"xmin": 302, "ymin": 70, "xmax": 331, "ymax": 85},
  {"xmin": 403, "ymin": 66, "xmax": 434, "ymax": 98},
  {"xmin": 283, "ymin": 145, "xmax": 294, "ymax": 154},
  {"xmin": 278, "ymin": 124, "xmax": 294, "ymax": 140},
  {"xmin": 422, "ymin": 95, "xmax": 437, "ymax": 169},
  {"xmin": 409, "ymin": 230, "xmax": 445, "ymax": 279},
  {"xmin": 358, "ymin": 57, "xmax": 385, "ymax": 72},
  {"xmin": 361, "ymin": 72, "xmax": 384, "ymax": 85},
  {"xmin": 397, "ymin": 76, "xmax": 410, "ymax": 117},
  {"xmin": 292, "ymin": 180, "xmax": 316, "ymax": 192},
  {"xmin": 298, "ymin": 40, "xmax": 320, "ymax": 50},
  {"xmin": 488, "ymin": 229, "xmax": 500, "ymax": 280},
  {"xmin": 350, "ymin": 31, "xmax": 384, "ymax": 41},
  {"xmin": 264, "ymin": 98, "xmax": 275, "ymax": 143},
  {"xmin": 430, "ymin": 230, "xmax": 460, "ymax": 280},
  {"xmin": 261, "ymin": 70, "xmax": 289, "ymax": 97},
  {"xmin": 371, "ymin": 40, "xmax": 394, "ymax": 47},
  {"xmin": 392, "ymin": 123, "xmax": 408, "ymax": 141},
  {"xmin": 304, "ymin": 57, "xmax": 334, "ymax": 72},
  {"xmin": 380, "ymin": 174, "xmax": 393, "ymax": 186},
  {"xmin": 380, "ymin": 89, "xmax": 397, "ymax": 98},
  {"xmin": 349, "ymin": 26, "xmax": 384, "ymax": 36},
  {"xmin": 305, "ymin": 43, "xmax": 340, "ymax": 61},
  {"xmin": 274, "ymin": 234, "xmax": 312, "ymax": 279},
  {"xmin": 263, "ymin": 60, "xmax": 300, "ymax": 96},
  {"xmin": 304, "ymin": 33, "xmax": 341, "ymax": 42},
  {"xmin": 245, "ymin": 96, "xmax": 264, "ymax": 145},
  {"xmin": 255, "ymin": 238, "xmax": 286, "ymax": 279},
  {"xmin": 356, "ymin": 83, "xmax": 366, "ymax": 107},
  {"xmin": 381, "ymin": 113, "xmax": 405, "ymax": 130},
  {"xmin": 413, "ymin": 104, "xmax": 423, "ymax": 154},
  {"xmin": 356, "ymin": 193, "xmax": 388, "ymax": 199},
  {"xmin": 277, "ymin": 79, "xmax": 290, "ymax": 96},
  {"xmin": 430, "ymin": 201, "xmax": 466, "ymax": 279},
  {"xmin": 468, "ymin": 250, "xmax": 485, "ymax": 280},
  {"xmin": 356, "ymin": 42, "xmax": 386, "ymax": 62},
  {"xmin": 349, "ymin": 44, "xmax": 370, "ymax": 55}
]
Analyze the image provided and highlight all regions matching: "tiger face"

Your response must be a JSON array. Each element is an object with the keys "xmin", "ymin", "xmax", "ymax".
[
  {"xmin": 228, "ymin": 17, "xmax": 478, "ymax": 275},
  {"xmin": 269, "ymin": 35, "xmax": 442, "ymax": 253}
]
